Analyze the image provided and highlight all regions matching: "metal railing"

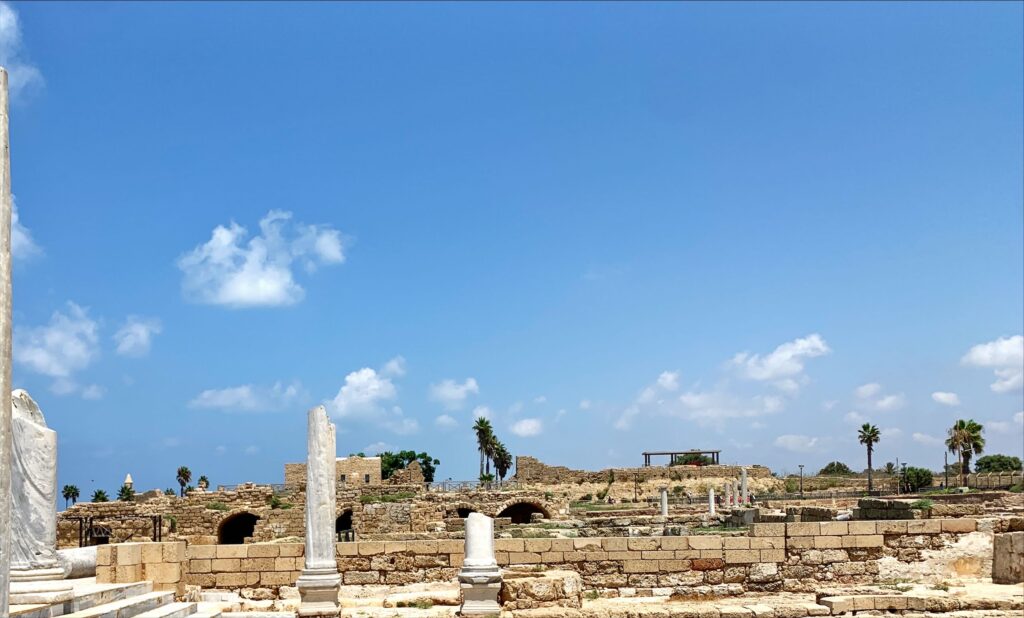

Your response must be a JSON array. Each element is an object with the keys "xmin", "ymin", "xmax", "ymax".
[{"xmin": 427, "ymin": 480, "xmax": 520, "ymax": 492}]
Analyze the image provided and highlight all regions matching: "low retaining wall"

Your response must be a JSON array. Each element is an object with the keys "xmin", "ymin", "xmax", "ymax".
[{"xmin": 99, "ymin": 518, "xmax": 985, "ymax": 599}]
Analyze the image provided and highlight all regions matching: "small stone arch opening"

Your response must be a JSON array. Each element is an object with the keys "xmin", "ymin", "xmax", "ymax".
[
  {"xmin": 336, "ymin": 509, "xmax": 353, "ymax": 541},
  {"xmin": 456, "ymin": 507, "xmax": 475, "ymax": 518},
  {"xmin": 218, "ymin": 512, "xmax": 259, "ymax": 545},
  {"xmin": 497, "ymin": 502, "xmax": 549, "ymax": 524}
]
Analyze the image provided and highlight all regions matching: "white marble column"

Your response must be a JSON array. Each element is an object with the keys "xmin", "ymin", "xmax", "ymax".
[
  {"xmin": 741, "ymin": 468, "xmax": 748, "ymax": 505},
  {"xmin": 659, "ymin": 487, "xmax": 668, "ymax": 517},
  {"xmin": 0, "ymin": 66, "xmax": 13, "ymax": 617},
  {"xmin": 459, "ymin": 512, "xmax": 501, "ymax": 615},
  {"xmin": 708, "ymin": 487, "xmax": 716, "ymax": 515},
  {"xmin": 296, "ymin": 406, "xmax": 341, "ymax": 617}
]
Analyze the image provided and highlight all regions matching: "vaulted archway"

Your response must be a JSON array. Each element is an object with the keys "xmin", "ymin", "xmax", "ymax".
[
  {"xmin": 218, "ymin": 512, "xmax": 259, "ymax": 544},
  {"xmin": 496, "ymin": 501, "xmax": 550, "ymax": 524}
]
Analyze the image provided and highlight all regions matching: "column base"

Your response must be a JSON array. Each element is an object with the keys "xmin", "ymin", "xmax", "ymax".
[
  {"xmin": 459, "ymin": 581, "xmax": 501, "ymax": 616},
  {"xmin": 11, "ymin": 565, "xmax": 68, "ymax": 583},
  {"xmin": 296, "ymin": 567, "xmax": 341, "ymax": 617},
  {"xmin": 10, "ymin": 578, "xmax": 74, "ymax": 605}
]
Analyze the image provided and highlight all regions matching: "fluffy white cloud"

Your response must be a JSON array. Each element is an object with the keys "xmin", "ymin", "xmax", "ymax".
[
  {"xmin": 874, "ymin": 394, "xmax": 906, "ymax": 411},
  {"xmin": 189, "ymin": 381, "xmax": 304, "ymax": 413},
  {"xmin": 773, "ymin": 434, "xmax": 822, "ymax": 453},
  {"xmin": 856, "ymin": 383, "xmax": 881, "ymax": 399},
  {"xmin": 429, "ymin": 378, "xmax": 479, "ymax": 410},
  {"xmin": 656, "ymin": 371, "xmax": 679, "ymax": 391},
  {"xmin": 361, "ymin": 442, "xmax": 395, "ymax": 456},
  {"xmin": 178, "ymin": 210, "xmax": 345, "ymax": 308},
  {"xmin": 1015, "ymin": 411, "xmax": 1023, "ymax": 425},
  {"xmin": 12, "ymin": 202, "xmax": 40, "ymax": 260},
  {"xmin": 732, "ymin": 334, "xmax": 830, "ymax": 390},
  {"xmin": 472, "ymin": 405, "xmax": 492, "ymax": 420},
  {"xmin": 381, "ymin": 356, "xmax": 406, "ymax": 377},
  {"xmin": 434, "ymin": 414, "xmax": 457, "ymax": 429},
  {"xmin": 0, "ymin": 3, "xmax": 43, "ymax": 100},
  {"xmin": 113, "ymin": 316, "xmax": 162, "ymax": 357},
  {"xmin": 961, "ymin": 335, "xmax": 1024, "ymax": 393},
  {"xmin": 511, "ymin": 418, "xmax": 543, "ymax": 437},
  {"xmin": 912, "ymin": 432, "xmax": 943, "ymax": 447},
  {"xmin": 15, "ymin": 302, "xmax": 99, "ymax": 386},
  {"xmin": 327, "ymin": 361, "xmax": 417, "ymax": 434},
  {"xmin": 931, "ymin": 391, "xmax": 960, "ymax": 406},
  {"xmin": 844, "ymin": 411, "xmax": 868, "ymax": 425}
]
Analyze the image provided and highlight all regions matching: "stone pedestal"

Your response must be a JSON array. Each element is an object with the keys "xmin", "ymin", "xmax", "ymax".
[
  {"xmin": 459, "ymin": 512, "xmax": 501, "ymax": 615},
  {"xmin": 296, "ymin": 406, "xmax": 341, "ymax": 617}
]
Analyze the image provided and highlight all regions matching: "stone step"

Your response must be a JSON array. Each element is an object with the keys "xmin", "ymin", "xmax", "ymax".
[
  {"xmin": 60, "ymin": 591, "xmax": 176, "ymax": 618},
  {"xmin": 134, "ymin": 602, "xmax": 198, "ymax": 618},
  {"xmin": 72, "ymin": 582, "xmax": 156, "ymax": 612},
  {"xmin": 189, "ymin": 610, "xmax": 223, "ymax": 618}
]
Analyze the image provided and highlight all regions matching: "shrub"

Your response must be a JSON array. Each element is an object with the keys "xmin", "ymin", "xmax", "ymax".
[
  {"xmin": 784, "ymin": 478, "xmax": 799, "ymax": 493},
  {"xmin": 904, "ymin": 467, "xmax": 933, "ymax": 492},
  {"xmin": 975, "ymin": 454, "xmax": 1023, "ymax": 473},
  {"xmin": 595, "ymin": 488, "xmax": 608, "ymax": 500},
  {"xmin": 818, "ymin": 461, "xmax": 853, "ymax": 476},
  {"xmin": 910, "ymin": 499, "xmax": 933, "ymax": 510},
  {"xmin": 585, "ymin": 591, "xmax": 600, "ymax": 601},
  {"xmin": 205, "ymin": 502, "xmax": 229, "ymax": 511},
  {"xmin": 579, "ymin": 493, "xmax": 593, "ymax": 501}
]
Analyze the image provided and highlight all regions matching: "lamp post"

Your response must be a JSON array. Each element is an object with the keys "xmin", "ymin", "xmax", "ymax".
[{"xmin": 798, "ymin": 465, "xmax": 804, "ymax": 498}]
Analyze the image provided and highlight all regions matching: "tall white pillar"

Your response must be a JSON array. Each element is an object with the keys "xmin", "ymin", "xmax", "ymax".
[
  {"xmin": 459, "ymin": 512, "xmax": 501, "ymax": 615},
  {"xmin": 0, "ymin": 66, "xmax": 13, "ymax": 617},
  {"xmin": 741, "ymin": 468, "xmax": 749, "ymax": 507},
  {"xmin": 708, "ymin": 487, "xmax": 716, "ymax": 515},
  {"xmin": 659, "ymin": 487, "xmax": 668, "ymax": 517},
  {"xmin": 296, "ymin": 406, "xmax": 341, "ymax": 617}
]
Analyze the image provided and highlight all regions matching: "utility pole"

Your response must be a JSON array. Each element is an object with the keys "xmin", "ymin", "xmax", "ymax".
[
  {"xmin": 895, "ymin": 458, "xmax": 899, "ymax": 495},
  {"xmin": 798, "ymin": 464, "xmax": 804, "ymax": 498},
  {"xmin": 944, "ymin": 451, "xmax": 948, "ymax": 489}
]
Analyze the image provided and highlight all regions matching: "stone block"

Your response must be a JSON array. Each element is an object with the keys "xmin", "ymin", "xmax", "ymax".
[
  {"xmin": 496, "ymin": 539, "xmax": 526, "ymax": 552},
  {"xmin": 509, "ymin": 552, "xmax": 542, "ymax": 564},
  {"xmin": 241, "ymin": 557, "xmax": 275, "ymax": 572},
  {"xmin": 907, "ymin": 520, "xmax": 941, "ymax": 534},
  {"xmin": 280, "ymin": 544, "xmax": 304, "ymax": 557},
  {"xmin": 641, "ymin": 551, "xmax": 674, "ymax": 560},
  {"xmin": 786, "ymin": 522, "xmax": 820, "ymax": 536},
  {"xmin": 525, "ymin": 539, "xmax": 552, "ymax": 553},
  {"xmin": 358, "ymin": 542, "xmax": 385, "ymax": 555},
  {"xmin": 627, "ymin": 538, "xmax": 660, "ymax": 551},
  {"xmin": 163, "ymin": 542, "xmax": 186, "ymax": 563},
  {"xmin": 657, "ymin": 559, "xmax": 690, "ymax": 572},
  {"xmin": 623, "ymin": 559, "xmax": 659, "ymax": 573},
  {"xmin": 749, "ymin": 538, "xmax": 782, "ymax": 550},
  {"xmin": 875, "ymin": 521, "xmax": 908, "ymax": 535},
  {"xmin": 759, "ymin": 549, "xmax": 785, "ymax": 562},
  {"xmin": 141, "ymin": 543, "xmax": 164, "ymax": 564},
  {"xmin": 691, "ymin": 558, "xmax": 724, "ymax": 571},
  {"xmin": 383, "ymin": 541, "xmax": 407, "ymax": 553},
  {"xmin": 602, "ymin": 537, "xmax": 629, "ymax": 551},
  {"xmin": 345, "ymin": 571, "xmax": 380, "ymax": 585},
  {"xmin": 660, "ymin": 536, "xmax": 689, "ymax": 550},
  {"xmin": 818, "ymin": 522, "xmax": 848, "ymax": 535},
  {"xmin": 819, "ymin": 596, "xmax": 853, "ymax": 614},
  {"xmin": 336, "ymin": 542, "xmax": 358, "ymax": 556},
  {"xmin": 584, "ymin": 551, "xmax": 609, "ymax": 561},
  {"xmin": 674, "ymin": 550, "xmax": 700, "ymax": 559},
  {"xmin": 941, "ymin": 518, "xmax": 976, "ymax": 533},
  {"xmin": 96, "ymin": 565, "xmax": 115, "ymax": 583},
  {"xmin": 118, "ymin": 544, "xmax": 143, "ymax": 565},
  {"xmin": 97, "ymin": 546, "xmax": 113, "ymax": 566},
  {"xmin": 215, "ymin": 572, "xmax": 247, "ymax": 588},
  {"xmin": 115, "ymin": 565, "xmax": 142, "ymax": 581},
  {"xmin": 187, "ymin": 544, "xmax": 216, "ymax": 559},
  {"xmin": 211, "ymin": 558, "xmax": 241, "ymax": 572},
  {"xmin": 723, "ymin": 538, "xmax": 750, "ymax": 550},
  {"xmin": 541, "ymin": 551, "xmax": 564, "ymax": 563},
  {"xmin": 750, "ymin": 523, "xmax": 785, "ymax": 537},
  {"xmin": 247, "ymin": 543, "xmax": 280, "ymax": 558},
  {"xmin": 811, "ymin": 536, "xmax": 841, "ymax": 549},
  {"xmin": 144, "ymin": 563, "xmax": 181, "ymax": 584},
  {"xmin": 450, "ymin": 553, "xmax": 464, "ymax": 568},
  {"xmin": 723, "ymin": 550, "xmax": 758, "ymax": 564},
  {"xmin": 848, "ymin": 521, "xmax": 876, "ymax": 535},
  {"xmin": 408, "ymin": 540, "xmax": 438, "ymax": 554},
  {"xmin": 785, "ymin": 537, "xmax": 813, "ymax": 549},
  {"xmin": 190, "ymin": 559, "xmax": 212, "ymax": 573},
  {"xmin": 550, "ymin": 539, "xmax": 575, "ymax": 552},
  {"xmin": 699, "ymin": 550, "xmax": 723, "ymax": 560},
  {"xmin": 216, "ymin": 544, "xmax": 247, "ymax": 559},
  {"xmin": 688, "ymin": 536, "xmax": 722, "ymax": 550},
  {"xmin": 260, "ymin": 571, "xmax": 297, "ymax": 586}
]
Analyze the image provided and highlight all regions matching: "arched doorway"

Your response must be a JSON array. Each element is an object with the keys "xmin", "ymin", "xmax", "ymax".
[
  {"xmin": 335, "ymin": 509, "xmax": 353, "ymax": 541},
  {"xmin": 218, "ymin": 512, "xmax": 259, "ymax": 544},
  {"xmin": 456, "ymin": 507, "xmax": 475, "ymax": 518},
  {"xmin": 497, "ymin": 502, "xmax": 550, "ymax": 524}
]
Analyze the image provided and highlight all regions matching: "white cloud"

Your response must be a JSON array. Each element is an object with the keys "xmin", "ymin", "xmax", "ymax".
[
  {"xmin": 961, "ymin": 335, "xmax": 1024, "ymax": 393},
  {"xmin": 429, "ymin": 378, "xmax": 479, "ymax": 410},
  {"xmin": 533, "ymin": 395, "xmax": 547, "ymax": 404},
  {"xmin": 912, "ymin": 432, "xmax": 943, "ymax": 447},
  {"xmin": 189, "ymin": 381, "xmax": 304, "ymax": 413},
  {"xmin": 657, "ymin": 371, "xmax": 680, "ymax": 391},
  {"xmin": 579, "ymin": 399, "xmax": 591, "ymax": 410},
  {"xmin": 821, "ymin": 400, "xmax": 839, "ymax": 411},
  {"xmin": 244, "ymin": 445, "xmax": 260, "ymax": 455},
  {"xmin": 881, "ymin": 427, "xmax": 904, "ymax": 440},
  {"xmin": 215, "ymin": 445, "xmax": 227, "ymax": 455},
  {"xmin": 844, "ymin": 411, "xmax": 869, "ymax": 425},
  {"xmin": 1015, "ymin": 411, "xmax": 1023, "ymax": 425},
  {"xmin": 986, "ymin": 420, "xmax": 1011, "ymax": 434},
  {"xmin": 874, "ymin": 394, "xmax": 906, "ymax": 411},
  {"xmin": 931, "ymin": 391, "xmax": 960, "ymax": 407},
  {"xmin": 113, "ymin": 316, "xmax": 162, "ymax": 357},
  {"xmin": 15, "ymin": 302, "xmax": 99, "ymax": 391},
  {"xmin": 773, "ymin": 434, "xmax": 822, "ymax": 453},
  {"xmin": 0, "ymin": 3, "xmax": 44, "ymax": 100},
  {"xmin": 327, "ymin": 362, "xmax": 417, "ymax": 434},
  {"xmin": 472, "ymin": 405, "xmax": 492, "ymax": 420},
  {"xmin": 361, "ymin": 442, "xmax": 395, "ymax": 456},
  {"xmin": 177, "ymin": 210, "xmax": 345, "ymax": 308},
  {"xmin": 731, "ymin": 334, "xmax": 830, "ymax": 389},
  {"xmin": 511, "ymin": 418, "xmax": 543, "ymax": 437},
  {"xmin": 12, "ymin": 201, "xmax": 40, "ymax": 260},
  {"xmin": 381, "ymin": 356, "xmax": 406, "ymax": 377},
  {"xmin": 81, "ymin": 384, "xmax": 104, "ymax": 400},
  {"xmin": 434, "ymin": 414, "xmax": 457, "ymax": 429},
  {"xmin": 856, "ymin": 383, "xmax": 881, "ymax": 399}
]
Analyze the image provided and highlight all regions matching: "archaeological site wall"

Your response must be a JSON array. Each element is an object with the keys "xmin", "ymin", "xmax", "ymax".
[{"xmin": 282, "ymin": 455, "xmax": 383, "ymax": 487}]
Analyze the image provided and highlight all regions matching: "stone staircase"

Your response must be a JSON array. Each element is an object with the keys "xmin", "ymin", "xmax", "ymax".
[{"xmin": 9, "ymin": 580, "xmax": 224, "ymax": 618}]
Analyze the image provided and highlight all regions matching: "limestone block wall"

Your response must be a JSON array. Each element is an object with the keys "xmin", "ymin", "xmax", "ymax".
[
  {"xmin": 992, "ymin": 531, "xmax": 1023, "ymax": 584},
  {"xmin": 283, "ymin": 456, "xmax": 383, "ymax": 488},
  {"xmin": 175, "ymin": 518, "xmax": 983, "ymax": 597},
  {"xmin": 96, "ymin": 541, "xmax": 186, "ymax": 595}
]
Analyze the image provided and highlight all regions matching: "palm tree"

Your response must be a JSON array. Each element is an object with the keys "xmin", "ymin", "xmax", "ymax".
[
  {"xmin": 117, "ymin": 483, "xmax": 135, "ymax": 502},
  {"xmin": 884, "ymin": 462, "xmax": 896, "ymax": 475},
  {"xmin": 493, "ymin": 443, "xmax": 513, "ymax": 481},
  {"xmin": 858, "ymin": 424, "xmax": 881, "ymax": 492},
  {"xmin": 472, "ymin": 418, "xmax": 494, "ymax": 478},
  {"xmin": 176, "ymin": 466, "xmax": 192, "ymax": 497},
  {"xmin": 198, "ymin": 475, "xmax": 210, "ymax": 490},
  {"xmin": 91, "ymin": 489, "xmax": 109, "ymax": 503},
  {"xmin": 945, "ymin": 419, "xmax": 985, "ymax": 487},
  {"xmin": 62, "ymin": 484, "xmax": 80, "ymax": 508}
]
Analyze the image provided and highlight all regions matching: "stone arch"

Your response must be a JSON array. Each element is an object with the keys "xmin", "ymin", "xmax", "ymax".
[
  {"xmin": 218, "ymin": 511, "xmax": 260, "ymax": 545},
  {"xmin": 495, "ymin": 500, "xmax": 551, "ymax": 524},
  {"xmin": 335, "ymin": 508, "xmax": 354, "ymax": 541}
]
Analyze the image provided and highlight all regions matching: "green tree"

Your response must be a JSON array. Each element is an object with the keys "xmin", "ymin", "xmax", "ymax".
[
  {"xmin": 473, "ymin": 417, "xmax": 494, "ymax": 478},
  {"xmin": 818, "ymin": 461, "xmax": 853, "ymax": 476},
  {"xmin": 379, "ymin": 450, "xmax": 441, "ymax": 483},
  {"xmin": 164, "ymin": 488, "xmax": 176, "ymax": 496},
  {"xmin": 197, "ymin": 475, "xmax": 210, "ymax": 490},
  {"xmin": 176, "ymin": 466, "xmax": 192, "ymax": 497},
  {"xmin": 904, "ymin": 466, "xmax": 933, "ymax": 492},
  {"xmin": 62, "ymin": 484, "xmax": 80, "ymax": 508},
  {"xmin": 91, "ymin": 489, "xmax": 109, "ymax": 503},
  {"xmin": 671, "ymin": 453, "xmax": 713, "ymax": 466},
  {"xmin": 975, "ymin": 454, "xmax": 1022, "ymax": 473},
  {"xmin": 493, "ymin": 442, "xmax": 514, "ymax": 481},
  {"xmin": 117, "ymin": 483, "xmax": 135, "ymax": 502},
  {"xmin": 884, "ymin": 462, "xmax": 896, "ymax": 475},
  {"xmin": 858, "ymin": 424, "xmax": 881, "ymax": 491},
  {"xmin": 945, "ymin": 419, "xmax": 985, "ymax": 487}
]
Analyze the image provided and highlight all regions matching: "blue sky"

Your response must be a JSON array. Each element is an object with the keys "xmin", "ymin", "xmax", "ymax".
[{"xmin": 2, "ymin": 2, "xmax": 1021, "ymax": 499}]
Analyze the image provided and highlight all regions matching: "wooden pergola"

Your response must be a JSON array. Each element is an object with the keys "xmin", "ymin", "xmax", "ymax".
[{"xmin": 642, "ymin": 449, "xmax": 721, "ymax": 467}]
